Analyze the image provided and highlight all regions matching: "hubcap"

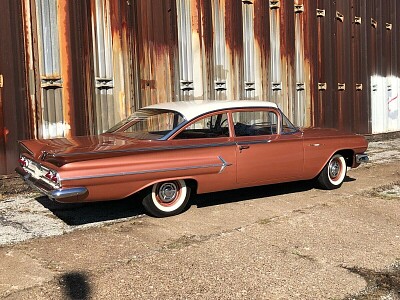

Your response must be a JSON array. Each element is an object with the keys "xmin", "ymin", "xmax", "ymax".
[
  {"xmin": 158, "ymin": 182, "xmax": 178, "ymax": 203},
  {"xmin": 329, "ymin": 159, "xmax": 340, "ymax": 179}
]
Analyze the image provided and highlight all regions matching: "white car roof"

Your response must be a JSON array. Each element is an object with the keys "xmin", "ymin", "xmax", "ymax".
[{"xmin": 143, "ymin": 100, "xmax": 278, "ymax": 121}]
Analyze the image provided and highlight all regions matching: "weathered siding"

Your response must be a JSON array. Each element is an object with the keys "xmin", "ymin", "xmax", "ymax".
[{"xmin": 0, "ymin": 0, "xmax": 400, "ymax": 174}]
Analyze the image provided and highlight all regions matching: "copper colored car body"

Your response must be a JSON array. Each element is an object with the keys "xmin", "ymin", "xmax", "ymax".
[{"xmin": 16, "ymin": 100, "xmax": 369, "ymax": 217}]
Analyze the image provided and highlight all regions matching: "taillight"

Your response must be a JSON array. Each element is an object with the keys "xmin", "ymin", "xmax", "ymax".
[
  {"xmin": 45, "ymin": 170, "xmax": 60, "ymax": 185},
  {"xmin": 51, "ymin": 174, "xmax": 58, "ymax": 183}
]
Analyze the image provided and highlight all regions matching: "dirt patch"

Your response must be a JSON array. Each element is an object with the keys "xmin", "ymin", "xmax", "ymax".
[
  {"xmin": 0, "ymin": 175, "xmax": 32, "ymax": 199},
  {"xmin": 366, "ymin": 181, "xmax": 400, "ymax": 200},
  {"xmin": 343, "ymin": 261, "xmax": 400, "ymax": 299}
]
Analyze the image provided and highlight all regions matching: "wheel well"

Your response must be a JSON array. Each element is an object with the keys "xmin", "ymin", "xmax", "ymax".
[
  {"xmin": 336, "ymin": 149, "xmax": 354, "ymax": 167},
  {"xmin": 185, "ymin": 179, "xmax": 198, "ymax": 195}
]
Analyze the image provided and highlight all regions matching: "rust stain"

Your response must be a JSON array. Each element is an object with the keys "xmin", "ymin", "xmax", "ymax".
[
  {"xmin": 254, "ymin": 0, "xmax": 271, "ymax": 100},
  {"xmin": 224, "ymin": 0, "xmax": 243, "ymax": 99},
  {"xmin": 59, "ymin": 0, "xmax": 73, "ymax": 137}
]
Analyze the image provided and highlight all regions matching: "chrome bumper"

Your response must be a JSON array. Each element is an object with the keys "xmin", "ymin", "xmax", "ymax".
[
  {"xmin": 15, "ymin": 166, "xmax": 88, "ymax": 202},
  {"xmin": 355, "ymin": 154, "xmax": 369, "ymax": 164}
]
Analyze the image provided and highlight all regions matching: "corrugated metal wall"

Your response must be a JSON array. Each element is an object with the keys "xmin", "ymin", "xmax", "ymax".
[
  {"xmin": 0, "ymin": 0, "xmax": 33, "ymax": 174},
  {"xmin": 0, "ymin": 0, "xmax": 400, "ymax": 174}
]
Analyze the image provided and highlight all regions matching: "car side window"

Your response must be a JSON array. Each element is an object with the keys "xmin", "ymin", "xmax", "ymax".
[
  {"xmin": 175, "ymin": 113, "xmax": 229, "ymax": 139},
  {"xmin": 281, "ymin": 112, "xmax": 299, "ymax": 134},
  {"xmin": 232, "ymin": 110, "xmax": 278, "ymax": 137}
]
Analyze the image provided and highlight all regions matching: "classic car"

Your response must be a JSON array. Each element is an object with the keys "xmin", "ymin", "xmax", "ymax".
[{"xmin": 16, "ymin": 100, "xmax": 369, "ymax": 217}]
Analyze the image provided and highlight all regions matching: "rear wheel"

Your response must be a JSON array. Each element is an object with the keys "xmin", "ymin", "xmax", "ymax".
[
  {"xmin": 317, "ymin": 154, "xmax": 347, "ymax": 189},
  {"xmin": 142, "ymin": 180, "xmax": 191, "ymax": 217}
]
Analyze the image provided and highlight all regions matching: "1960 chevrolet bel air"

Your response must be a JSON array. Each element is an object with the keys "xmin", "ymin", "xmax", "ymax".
[{"xmin": 16, "ymin": 100, "xmax": 369, "ymax": 217}]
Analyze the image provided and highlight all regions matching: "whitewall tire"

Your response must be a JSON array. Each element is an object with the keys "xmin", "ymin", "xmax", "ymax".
[
  {"xmin": 317, "ymin": 154, "xmax": 347, "ymax": 189},
  {"xmin": 142, "ymin": 180, "xmax": 191, "ymax": 217}
]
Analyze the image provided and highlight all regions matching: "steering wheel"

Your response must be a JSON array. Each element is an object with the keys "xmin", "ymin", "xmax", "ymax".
[{"xmin": 220, "ymin": 119, "xmax": 228, "ymax": 127}]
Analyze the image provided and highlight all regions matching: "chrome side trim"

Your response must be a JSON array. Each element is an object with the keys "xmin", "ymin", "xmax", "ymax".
[
  {"xmin": 62, "ymin": 157, "xmax": 233, "ymax": 181},
  {"xmin": 355, "ymin": 154, "xmax": 369, "ymax": 163},
  {"xmin": 218, "ymin": 156, "xmax": 232, "ymax": 173},
  {"xmin": 235, "ymin": 139, "xmax": 272, "ymax": 146},
  {"xmin": 15, "ymin": 166, "xmax": 88, "ymax": 201},
  {"xmin": 51, "ymin": 141, "xmax": 237, "ymax": 158}
]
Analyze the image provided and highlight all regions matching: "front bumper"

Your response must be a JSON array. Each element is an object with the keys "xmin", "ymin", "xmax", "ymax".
[
  {"xmin": 355, "ymin": 154, "xmax": 369, "ymax": 164},
  {"xmin": 15, "ymin": 166, "xmax": 88, "ymax": 202}
]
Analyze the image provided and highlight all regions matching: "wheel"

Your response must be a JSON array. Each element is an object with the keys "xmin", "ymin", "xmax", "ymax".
[
  {"xmin": 142, "ymin": 180, "xmax": 191, "ymax": 217},
  {"xmin": 317, "ymin": 154, "xmax": 347, "ymax": 189}
]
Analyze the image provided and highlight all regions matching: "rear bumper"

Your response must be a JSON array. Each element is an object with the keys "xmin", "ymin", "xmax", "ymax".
[{"xmin": 15, "ymin": 166, "xmax": 88, "ymax": 202}]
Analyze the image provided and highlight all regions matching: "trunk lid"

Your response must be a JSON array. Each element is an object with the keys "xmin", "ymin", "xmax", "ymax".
[{"xmin": 18, "ymin": 134, "xmax": 161, "ymax": 166}]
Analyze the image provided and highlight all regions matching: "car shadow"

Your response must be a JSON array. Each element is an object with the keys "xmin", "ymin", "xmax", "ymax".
[
  {"xmin": 344, "ymin": 175, "xmax": 356, "ymax": 182},
  {"xmin": 37, "ymin": 196, "xmax": 146, "ymax": 226},
  {"xmin": 192, "ymin": 176, "xmax": 356, "ymax": 208},
  {"xmin": 37, "ymin": 176, "xmax": 357, "ymax": 225},
  {"xmin": 192, "ymin": 180, "xmax": 316, "ymax": 208}
]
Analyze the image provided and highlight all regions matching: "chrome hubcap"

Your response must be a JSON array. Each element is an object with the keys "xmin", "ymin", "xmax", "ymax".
[
  {"xmin": 158, "ymin": 183, "xmax": 178, "ymax": 203},
  {"xmin": 329, "ymin": 160, "xmax": 340, "ymax": 179}
]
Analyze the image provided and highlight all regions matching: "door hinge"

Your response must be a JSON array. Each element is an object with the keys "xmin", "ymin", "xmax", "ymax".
[{"xmin": 0, "ymin": 74, "xmax": 3, "ymax": 88}]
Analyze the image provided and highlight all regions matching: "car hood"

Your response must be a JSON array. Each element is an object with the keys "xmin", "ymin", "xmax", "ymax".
[
  {"xmin": 18, "ymin": 134, "xmax": 164, "ymax": 166},
  {"xmin": 301, "ymin": 127, "xmax": 355, "ymax": 138}
]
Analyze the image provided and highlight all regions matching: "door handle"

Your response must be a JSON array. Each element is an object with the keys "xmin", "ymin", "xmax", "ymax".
[{"xmin": 239, "ymin": 145, "xmax": 250, "ymax": 151}]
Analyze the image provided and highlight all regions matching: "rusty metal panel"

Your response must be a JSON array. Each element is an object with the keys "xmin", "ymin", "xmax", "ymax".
[
  {"xmin": 134, "ymin": 0, "xmax": 178, "ymax": 107},
  {"xmin": 35, "ymin": 0, "xmax": 65, "ymax": 138},
  {"xmin": 299, "ymin": 0, "xmax": 318, "ymax": 128},
  {"xmin": 269, "ymin": 0, "xmax": 296, "ymax": 122},
  {"xmin": 224, "ymin": 0, "xmax": 244, "ymax": 100},
  {"xmin": 176, "ymin": 0, "xmax": 194, "ymax": 100},
  {"xmin": 316, "ymin": 0, "xmax": 337, "ymax": 129},
  {"xmin": 253, "ymin": 0, "xmax": 271, "ymax": 101},
  {"xmin": 335, "ymin": 0, "xmax": 353, "ymax": 131},
  {"xmin": 351, "ymin": 0, "xmax": 370, "ymax": 134},
  {"xmin": 91, "ymin": 0, "xmax": 116, "ymax": 134},
  {"xmin": 242, "ymin": 1, "xmax": 255, "ymax": 99},
  {"xmin": 212, "ymin": 0, "xmax": 228, "ymax": 99},
  {"xmin": 87, "ymin": 0, "xmax": 138, "ymax": 134},
  {"xmin": 0, "ymin": 0, "xmax": 31, "ymax": 174},
  {"xmin": 66, "ymin": 0, "xmax": 93, "ymax": 136},
  {"xmin": 293, "ymin": 0, "xmax": 318, "ymax": 127},
  {"xmin": 0, "ymin": 82, "xmax": 5, "ymax": 174}
]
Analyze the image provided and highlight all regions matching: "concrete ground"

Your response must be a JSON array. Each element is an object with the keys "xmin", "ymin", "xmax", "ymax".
[{"xmin": 0, "ymin": 139, "xmax": 400, "ymax": 299}]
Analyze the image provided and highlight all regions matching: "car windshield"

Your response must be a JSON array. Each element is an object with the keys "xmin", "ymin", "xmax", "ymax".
[{"xmin": 106, "ymin": 109, "xmax": 186, "ymax": 140}]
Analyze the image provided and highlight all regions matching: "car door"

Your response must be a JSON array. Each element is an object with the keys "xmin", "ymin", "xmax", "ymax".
[
  {"xmin": 233, "ymin": 109, "xmax": 304, "ymax": 186},
  {"xmin": 169, "ymin": 111, "xmax": 237, "ymax": 194}
]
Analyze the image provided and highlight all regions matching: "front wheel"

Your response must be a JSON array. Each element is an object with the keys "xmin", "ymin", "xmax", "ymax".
[
  {"xmin": 317, "ymin": 154, "xmax": 347, "ymax": 189},
  {"xmin": 142, "ymin": 180, "xmax": 191, "ymax": 217}
]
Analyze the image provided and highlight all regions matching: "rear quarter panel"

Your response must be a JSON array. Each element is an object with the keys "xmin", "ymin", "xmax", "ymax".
[{"xmin": 58, "ymin": 138, "xmax": 237, "ymax": 202}]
